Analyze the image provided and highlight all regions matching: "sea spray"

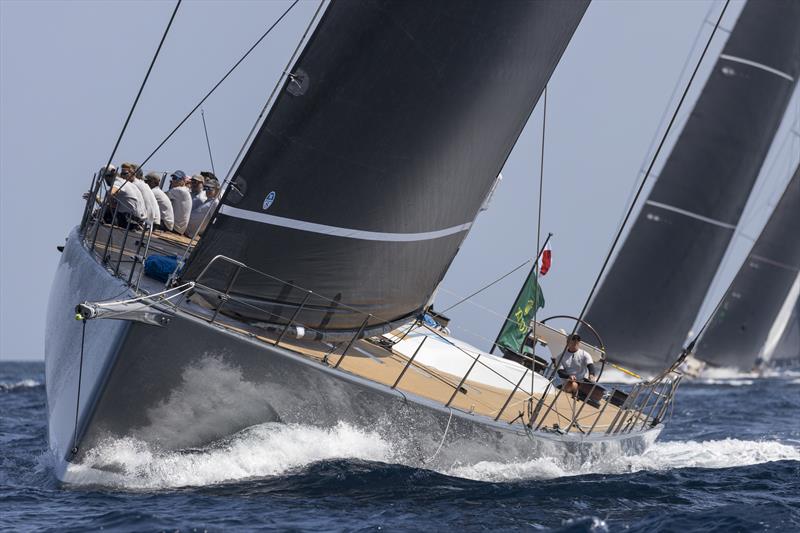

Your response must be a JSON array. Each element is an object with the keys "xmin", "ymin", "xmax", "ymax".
[
  {"xmin": 64, "ymin": 422, "xmax": 394, "ymax": 489},
  {"xmin": 447, "ymin": 438, "xmax": 800, "ymax": 482},
  {"xmin": 64, "ymin": 419, "xmax": 800, "ymax": 489}
]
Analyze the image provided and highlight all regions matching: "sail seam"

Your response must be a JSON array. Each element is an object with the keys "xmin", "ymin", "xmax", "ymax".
[
  {"xmin": 749, "ymin": 254, "xmax": 800, "ymax": 273},
  {"xmin": 719, "ymin": 54, "xmax": 794, "ymax": 82},
  {"xmin": 644, "ymin": 200, "xmax": 736, "ymax": 229},
  {"xmin": 219, "ymin": 205, "xmax": 471, "ymax": 242}
]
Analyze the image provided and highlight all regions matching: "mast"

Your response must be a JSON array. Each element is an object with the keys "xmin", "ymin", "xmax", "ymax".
[
  {"xmin": 580, "ymin": 0, "xmax": 800, "ymax": 372},
  {"xmin": 695, "ymin": 164, "xmax": 800, "ymax": 370},
  {"xmin": 183, "ymin": 0, "xmax": 589, "ymax": 333}
]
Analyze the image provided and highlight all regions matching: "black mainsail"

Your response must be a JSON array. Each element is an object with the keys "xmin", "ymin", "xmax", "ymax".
[
  {"xmin": 184, "ymin": 0, "xmax": 589, "ymax": 332},
  {"xmin": 580, "ymin": 0, "xmax": 800, "ymax": 372},
  {"xmin": 696, "ymin": 165, "xmax": 800, "ymax": 370}
]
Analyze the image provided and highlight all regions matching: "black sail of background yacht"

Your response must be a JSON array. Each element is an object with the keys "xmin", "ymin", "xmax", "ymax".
[
  {"xmin": 695, "ymin": 165, "xmax": 800, "ymax": 370},
  {"xmin": 183, "ymin": 0, "xmax": 589, "ymax": 333},
  {"xmin": 579, "ymin": 0, "xmax": 800, "ymax": 373},
  {"xmin": 771, "ymin": 300, "xmax": 800, "ymax": 367}
]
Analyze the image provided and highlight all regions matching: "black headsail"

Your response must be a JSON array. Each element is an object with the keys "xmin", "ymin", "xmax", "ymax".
[
  {"xmin": 184, "ymin": 0, "xmax": 589, "ymax": 333},
  {"xmin": 580, "ymin": 0, "xmax": 800, "ymax": 373},
  {"xmin": 695, "ymin": 164, "xmax": 800, "ymax": 370},
  {"xmin": 771, "ymin": 299, "xmax": 800, "ymax": 367}
]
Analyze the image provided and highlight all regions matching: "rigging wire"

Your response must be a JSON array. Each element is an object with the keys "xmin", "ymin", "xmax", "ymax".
[
  {"xmin": 616, "ymin": 0, "xmax": 717, "ymax": 234},
  {"xmin": 200, "ymin": 109, "xmax": 216, "ymax": 177},
  {"xmin": 576, "ymin": 0, "xmax": 730, "ymax": 338},
  {"xmin": 136, "ymin": 0, "xmax": 301, "ymax": 172},
  {"xmin": 74, "ymin": 0, "xmax": 181, "ymax": 457},
  {"xmin": 544, "ymin": 0, "xmax": 731, "ymax": 394},
  {"xmin": 530, "ymin": 85, "xmax": 547, "ymax": 396},
  {"xmin": 171, "ymin": 0, "xmax": 325, "ymax": 274},
  {"xmin": 102, "ymin": 0, "xmax": 181, "ymax": 173},
  {"xmin": 71, "ymin": 319, "xmax": 87, "ymax": 456},
  {"xmin": 439, "ymin": 259, "xmax": 532, "ymax": 314}
]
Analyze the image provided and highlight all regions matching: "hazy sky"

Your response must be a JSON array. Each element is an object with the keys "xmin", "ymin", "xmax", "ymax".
[{"xmin": 1, "ymin": 0, "xmax": 798, "ymax": 361}]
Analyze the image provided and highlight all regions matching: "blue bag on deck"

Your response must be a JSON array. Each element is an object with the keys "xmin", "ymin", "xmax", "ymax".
[{"xmin": 144, "ymin": 255, "xmax": 180, "ymax": 282}]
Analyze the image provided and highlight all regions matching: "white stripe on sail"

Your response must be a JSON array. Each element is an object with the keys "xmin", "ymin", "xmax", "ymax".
[
  {"xmin": 720, "ymin": 54, "xmax": 794, "ymax": 82},
  {"xmin": 644, "ymin": 200, "xmax": 736, "ymax": 230},
  {"xmin": 219, "ymin": 205, "xmax": 472, "ymax": 242},
  {"xmin": 750, "ymin": 254, "xmax": 800, "ymax": 273}
]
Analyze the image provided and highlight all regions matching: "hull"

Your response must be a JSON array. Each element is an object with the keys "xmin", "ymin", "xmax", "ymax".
[{"xmin": 46, "ymin": 230, "xmax": 661, "ymax": 481}]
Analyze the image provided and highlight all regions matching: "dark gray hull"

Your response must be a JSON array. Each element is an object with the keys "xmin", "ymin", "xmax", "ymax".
[{"xmin": 46, "ymin": 229, "xmax": 660, "ymax": 482}]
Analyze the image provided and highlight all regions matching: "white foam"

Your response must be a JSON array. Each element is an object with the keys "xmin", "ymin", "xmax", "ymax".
[
  {"xmin": 699, "ymin": 379, "xmax": 755, "ymax": 386},
  {"xmin": 63, "ymin": 418, "xmax": 800, "ymax": 489},
  {"xmin": 697, "ymin": 365, "xmax": 800, "ymax": 383},
  {"xmin": 0, "ymin": 379, "xmax": 43, "ymax": 391},
  {"xmin": 64, "ymin": 422, "xmax": 394, "ymax": 489},
  {"xmin": 699, "ymin": 366, "xmax": 757, "ymax": 380},
  {"xmin": 446, "ymin": 438, "xmax": 800, "ymax": 482}
]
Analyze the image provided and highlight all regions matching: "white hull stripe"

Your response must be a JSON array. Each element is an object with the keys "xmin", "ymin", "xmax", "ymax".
[
  {"xmin": 645, "ymin": 200, "xmax": 736, "ymax": 230},
  {"xmin": 720, "ymin": 54, "xmax": 794, "ymax": 82},
  {"xmin": 219, "ymin": 205, "xmax": 472, "ymax": 242}
]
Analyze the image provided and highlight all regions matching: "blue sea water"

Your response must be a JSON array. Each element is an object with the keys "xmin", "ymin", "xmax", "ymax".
[{"xmin": 1, "ymin": 361, "xmax": 799, "ymax": 532}]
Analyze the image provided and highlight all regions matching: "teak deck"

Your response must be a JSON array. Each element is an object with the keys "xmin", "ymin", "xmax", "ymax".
[{"xmin": 86, "ymin": 223, "xmax": 634, "ymax": 434}]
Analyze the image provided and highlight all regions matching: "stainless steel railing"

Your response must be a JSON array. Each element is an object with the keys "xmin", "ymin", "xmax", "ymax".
[
  {"xmin": 79, "ymin": 173, "xmax": 155, "ymax": 293},
  {"xmin": 184, "ymin": 254, "xmax": 683, "ymax": 436}
]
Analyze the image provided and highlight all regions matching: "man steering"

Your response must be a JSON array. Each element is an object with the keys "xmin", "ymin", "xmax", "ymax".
[{"xmin": 553, "ymin": 334, "xmax": 597, "ymax": 396}]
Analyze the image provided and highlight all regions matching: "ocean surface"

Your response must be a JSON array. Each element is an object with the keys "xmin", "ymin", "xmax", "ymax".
[{"xmin": 1, "ymin": 361, "xmax": 799, "ymax": 532}]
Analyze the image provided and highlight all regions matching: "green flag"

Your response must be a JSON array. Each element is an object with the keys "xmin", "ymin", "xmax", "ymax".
[{"xmin": 497, "ymin": 270, "xmax": 545, "ymax": 354}]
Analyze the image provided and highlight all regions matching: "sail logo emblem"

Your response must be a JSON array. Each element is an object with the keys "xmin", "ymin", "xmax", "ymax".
[{"xmin": 263, "ymin": 191, "xmax": 276, "ymax": 211}]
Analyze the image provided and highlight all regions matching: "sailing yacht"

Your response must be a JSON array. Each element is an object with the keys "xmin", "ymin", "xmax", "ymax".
[
  {"xmin": 695, "ymin": 165, "xmax": 800, "ymax": 371},
  {"xmin": 580, "ymin": 0, "xmax": 800, "ymax": 374},
  {"xmin": 770, "ymin": 300, "xmax": 800, "ymax": 369},
  {"xmin": 46, "ymin": 0, "xmax": 683, "ymax": 482}
]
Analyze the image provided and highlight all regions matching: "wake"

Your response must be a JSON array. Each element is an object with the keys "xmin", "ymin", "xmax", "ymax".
[
  {"xmin": 61, "ymin": 422, "xmax": 800, "ymax": 489},
  {"xmin": 448, "ymin": 438, "xmax": 800, "ymax": 482}
]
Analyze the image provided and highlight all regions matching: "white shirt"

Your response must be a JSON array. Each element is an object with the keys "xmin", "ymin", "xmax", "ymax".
[
  {"xmin": 191, "ymin": 189, "xmax": 207, "ymax": 210},
  {"xmin": 132, "ymin": 178, "xmax": 160, "ymax": 226},
  {"xmin": 185, "ymin": 197, "xmax": 219, "ymax": 238},
  {"xmin": 112, "ymin": 177, "xmax": 147, "ymax": 221},
  {"xmin": 557, "ymin": 348, "xmax": 594, "ymax": 380},
  {"xmin": 167, "ymin": 186, "xmax": 192, "ymax": 234},
  {"xmin": 151, "ymin": 186, "xmax": 174, "ymax": 231}
]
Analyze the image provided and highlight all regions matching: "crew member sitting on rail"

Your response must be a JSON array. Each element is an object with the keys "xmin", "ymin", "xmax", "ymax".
[
  {"xmin": 84, "ymin": 164, "xmax": 117, "ymax": 205},
  {"xmin": 189, "ymin": 174, "xmax": 207, "ymax": 209},
  {"xmin": 104, "ymin": 163, "xmax": 147, "ymax": 228},
  {"xmin": 131, "ymin": 166, "xmax": 160, "ymax": 227},
  {"xmin": 185, "ymin": 175, "xmax": 220, "ymax": 238},
  {"xmin": 144, "ymin": 172, "xmax": 174, "ymax": 231},
  {"xmin": 553, "ymin": 334, "xmax": 596, "ymax": 396},
  {"xmin": 166, "ymin": 170, "xmax": 192, "ymax": 235}
]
